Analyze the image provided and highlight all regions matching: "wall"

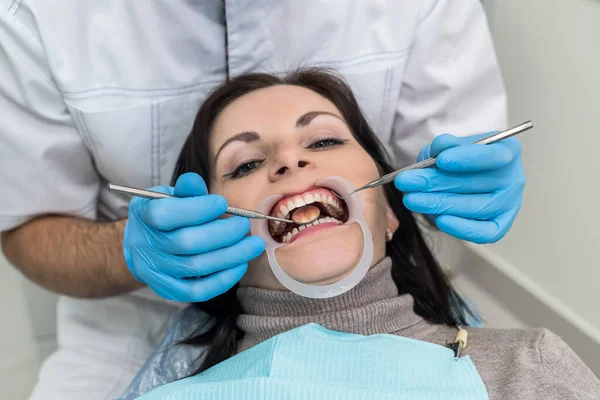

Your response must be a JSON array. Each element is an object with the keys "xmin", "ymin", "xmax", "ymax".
[{"xmin": 460, "ymin": 0, "xmax": 600, "ymax": 371}]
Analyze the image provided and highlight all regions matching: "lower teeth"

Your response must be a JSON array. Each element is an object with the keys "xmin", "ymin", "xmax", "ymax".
[{"xmin": 282, "ymin": 217, "xmax": 342, "ymax": 243}]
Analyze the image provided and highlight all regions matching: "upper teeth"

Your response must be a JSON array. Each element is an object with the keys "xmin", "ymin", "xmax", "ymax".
[
  {"xmin": 269, "ymin": 190, "xmax": 345, "ymax": 237},
  {"xmin": 278, "ymin": 192, "xmax": 341, "ymax": 219}
]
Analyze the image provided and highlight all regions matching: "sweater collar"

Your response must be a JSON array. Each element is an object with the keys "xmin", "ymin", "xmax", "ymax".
[{"xmin": 236, "ymin": 257, "xmax": 423, "ymax": 352}]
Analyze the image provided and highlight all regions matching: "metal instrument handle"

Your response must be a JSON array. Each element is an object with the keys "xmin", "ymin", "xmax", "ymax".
[
  {"xmin": 107, "ymin": 184, "xmax": 293, "ymax": 223},
  {"xmin": 377, "ymin": 120, "xmax": 533, "ymax": 186}
]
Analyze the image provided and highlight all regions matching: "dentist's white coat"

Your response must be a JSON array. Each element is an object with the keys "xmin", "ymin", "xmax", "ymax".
[{"xmin": 0, "ymin": 0, "xmax": 506, "ymax": 398}]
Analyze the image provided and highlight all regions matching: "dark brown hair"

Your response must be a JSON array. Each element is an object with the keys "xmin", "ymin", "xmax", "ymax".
[{"xmin": 172, "ymin": 69, "xmax": 472, "ymax": 374}]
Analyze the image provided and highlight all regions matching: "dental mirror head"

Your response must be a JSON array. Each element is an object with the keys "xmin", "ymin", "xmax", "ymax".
[{"xmin": 291, "ymin": 205, "xmax": 321, "ymax": 225}]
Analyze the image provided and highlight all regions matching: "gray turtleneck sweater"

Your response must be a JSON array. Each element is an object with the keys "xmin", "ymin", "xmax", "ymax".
[
  {"xmin": 121, "ymin": 258, "xmax": 600, "ymax": 400},
  {"xmin": 235, "ymin": 258, "xmax": 600, "ymax": 399}
]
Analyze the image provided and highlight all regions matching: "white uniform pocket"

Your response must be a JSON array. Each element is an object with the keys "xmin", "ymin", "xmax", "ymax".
[{"xmin": 67, "ymin": 93, "xmax": 206, "ymax": 219}]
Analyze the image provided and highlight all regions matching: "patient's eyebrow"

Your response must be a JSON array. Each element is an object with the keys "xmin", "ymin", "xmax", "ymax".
[
  {"xmin": 213, "ymin": 112, "xmax": 343, "ymax": 164},
  {"xmin": 296, "ymin": 111, "xmax": 344, "ymax": 127},
  {"xmin": 214, "ymin": 131, "xmax": 260, "ymax": 164}
]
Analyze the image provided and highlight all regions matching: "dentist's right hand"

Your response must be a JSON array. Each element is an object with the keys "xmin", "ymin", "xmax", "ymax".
[{"xmin": 123, "ymin": 172, "xmax": 266, "ymax": 302}]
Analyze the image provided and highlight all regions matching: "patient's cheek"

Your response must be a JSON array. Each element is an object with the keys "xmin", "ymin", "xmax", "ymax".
[
  {"xmin": 361, "ymin": 191, "xmax": 391, "ymax": 260},
  {"xmin": 241, "ymin": 253, "xmax": 283, "ymax": 290}
]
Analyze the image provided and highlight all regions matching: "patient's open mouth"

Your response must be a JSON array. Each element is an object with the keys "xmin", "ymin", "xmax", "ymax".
[{"xmin": 268, "ymin": 187, "xmax": 349, "ymax": 244}]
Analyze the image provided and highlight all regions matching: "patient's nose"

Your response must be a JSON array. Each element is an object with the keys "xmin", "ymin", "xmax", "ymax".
[
  {"xmin": 274, "ymin": 160, "xmax": 310, "ymax": 175},
  {"xmin": 270, "ymin": 148, "xmax": 313, "ymax": 180}
]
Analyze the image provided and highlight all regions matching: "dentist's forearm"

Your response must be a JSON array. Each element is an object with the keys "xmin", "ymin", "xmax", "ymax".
[{"xmin": 1, "ymin": 216, "xmax": 142, "ymax": 298}]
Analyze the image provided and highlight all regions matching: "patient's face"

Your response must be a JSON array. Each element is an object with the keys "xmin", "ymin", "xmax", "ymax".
[{"xmin": 208, "ymin": 85, "xmax": 398, "ymax": 290}]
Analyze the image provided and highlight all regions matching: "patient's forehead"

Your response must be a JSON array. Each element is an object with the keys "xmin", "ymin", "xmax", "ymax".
[{"xmin": 210, "ymin": 84, "xmax": 344, "ymax": 148}]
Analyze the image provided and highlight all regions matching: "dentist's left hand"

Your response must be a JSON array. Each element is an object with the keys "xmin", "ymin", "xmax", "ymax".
[
  {"xmin": 123, "ymin": 172, "xmax": 265, "ymax": 302},
  {"xmin": 394, "ymin": 133, "xmax": 525, "ymax": 244}
]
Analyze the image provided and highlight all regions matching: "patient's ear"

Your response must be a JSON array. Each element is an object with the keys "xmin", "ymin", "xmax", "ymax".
[{"xmin": 385, "ymin": 203, "xmax": 400, "ymax": 234}]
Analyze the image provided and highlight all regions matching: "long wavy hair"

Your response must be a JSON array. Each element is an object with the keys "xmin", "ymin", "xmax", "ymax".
[{"xmin": 172, "ymin": 69, "xmax": 472, "ymax": 375}]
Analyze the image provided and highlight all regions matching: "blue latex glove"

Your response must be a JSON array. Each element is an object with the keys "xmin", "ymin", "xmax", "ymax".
[
  {"xmin": 123, "ymin": 172, "xmax": 265, "ymax": 302},
  {"xmin": 394, "ymin": 133, "xmax": 525, "ymax": 244}
]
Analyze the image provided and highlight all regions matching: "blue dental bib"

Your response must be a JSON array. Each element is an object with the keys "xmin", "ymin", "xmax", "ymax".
[{"xmin": 140, "ymin": 323, "xmax": 488, "ymax": 399}]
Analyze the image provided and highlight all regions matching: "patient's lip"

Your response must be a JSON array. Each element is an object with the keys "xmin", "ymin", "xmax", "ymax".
[{"xmin": 278, "ymin": 185, "xmax": 319, "ymax": 202}]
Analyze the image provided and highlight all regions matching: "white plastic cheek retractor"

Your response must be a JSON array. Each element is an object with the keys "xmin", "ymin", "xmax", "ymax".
[{"xmin": 251, "ymin": 176, "xmax": 374, "ymax": 298}]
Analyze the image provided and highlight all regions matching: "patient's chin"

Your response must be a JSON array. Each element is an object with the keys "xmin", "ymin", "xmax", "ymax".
[{"xmin": 274, "ymin": 222, "xmax": 363, "ymax": 285}]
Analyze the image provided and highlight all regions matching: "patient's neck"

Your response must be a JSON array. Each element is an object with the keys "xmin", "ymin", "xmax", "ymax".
[{"xmin": 236, "ymin": 257, "xmax": 423, "ymax": 353}]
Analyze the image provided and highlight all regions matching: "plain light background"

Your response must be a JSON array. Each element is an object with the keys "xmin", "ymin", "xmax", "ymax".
[
  {"xmin": 487, "ymin": 0, "xmax": 600, "ymax": 337},
  {"xmin": 2, "ymin": 0, "xmax": 600, "ymax": 397}
]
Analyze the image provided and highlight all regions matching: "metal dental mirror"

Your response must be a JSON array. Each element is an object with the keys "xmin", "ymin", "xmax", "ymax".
[{"xmin": 107, "ymin": 184, "xmax": 321, "ymax": 225}]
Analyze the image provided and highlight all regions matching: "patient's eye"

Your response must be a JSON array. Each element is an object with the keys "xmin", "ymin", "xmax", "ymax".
[
  {"xmin": 308, "ymin": 137, "xmax": 347, "ymax": 149},
  {"xmin": 226, "ymin": 159, "xmax": 264, "ymax": 179}
]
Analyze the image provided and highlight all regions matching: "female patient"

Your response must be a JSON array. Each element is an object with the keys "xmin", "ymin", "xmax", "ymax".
[{"xmin": 127, "ymin": 70, "xmax": 599, "ymax": 399}]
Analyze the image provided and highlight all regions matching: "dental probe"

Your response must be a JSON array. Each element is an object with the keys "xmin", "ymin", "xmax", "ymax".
[
  {"xmin": 107, "ymin": 183, "xmax": 299, "ymax": 224},
  {"xmin": 334, "ymin": 120, "xmax": 533, "ymax": 200}
]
